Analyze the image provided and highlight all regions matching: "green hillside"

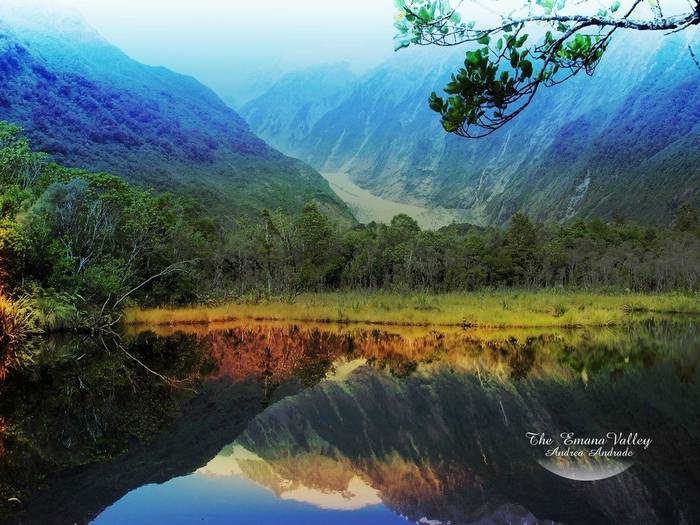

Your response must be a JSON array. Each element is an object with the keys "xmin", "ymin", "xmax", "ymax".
[{"xmin": 0, "ymin": 17, "xmax": 354, "ymax": 224}]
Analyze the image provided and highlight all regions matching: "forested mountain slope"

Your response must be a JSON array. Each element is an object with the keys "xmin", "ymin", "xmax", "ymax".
[{"xmin": 0, "ymin": 5, "xmax": 353, "ymax": 222}]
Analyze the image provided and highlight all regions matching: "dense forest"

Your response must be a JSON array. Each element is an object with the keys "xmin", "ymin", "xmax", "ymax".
[{"xmin": 1, "ymin": 120, "xmax": 699, "ymax": 343}]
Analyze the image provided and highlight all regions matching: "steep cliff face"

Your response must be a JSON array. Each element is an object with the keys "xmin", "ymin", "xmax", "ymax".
[
  {"xmin": 242, "ymin": 63, "xmax": 357, "ymax": 159},
  {"xmin": 244, "ymin": 31, "xmax": 700, "ymax": 226},
  {"xmin": 0, "ymin": 6, "xmax": 354, "ymax": 223}
]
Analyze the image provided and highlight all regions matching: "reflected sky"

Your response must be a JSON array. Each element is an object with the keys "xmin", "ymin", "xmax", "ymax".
[{"xmin": 91, "ymin": 473, "xmax": 408, "ymax": 525}]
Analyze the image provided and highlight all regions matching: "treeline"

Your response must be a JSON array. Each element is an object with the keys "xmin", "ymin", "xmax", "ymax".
[
  {"xmin": 1, "ymin": 120, "xmax": 699, "ymax": 333},
  {"xmin": 222, "ymin": 206, "xmax": 700, "ymax": 296}
]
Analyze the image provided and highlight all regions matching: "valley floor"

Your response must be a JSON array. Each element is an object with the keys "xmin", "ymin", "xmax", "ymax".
[
  {"xmin": 125, "ymin": 290, "xmax": 700, "ymax": 329},
  {"xmin": 322, "ymin": 172, "xmax": 479, "ymax": 229}
]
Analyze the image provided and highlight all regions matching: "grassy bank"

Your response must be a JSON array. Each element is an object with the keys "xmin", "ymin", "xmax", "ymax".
[{"xmin": 125, "ymin": 290, "xmax": 700, "ymax": 329}]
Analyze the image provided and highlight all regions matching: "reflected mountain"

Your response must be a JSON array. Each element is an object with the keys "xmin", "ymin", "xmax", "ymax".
[
  {"xmin": 1, "ymin": 320, "xmax": 698, "ymax": 524},
  {"xmin": 220, "ymin": 343, "xmax": 700, "ymax": 525}
]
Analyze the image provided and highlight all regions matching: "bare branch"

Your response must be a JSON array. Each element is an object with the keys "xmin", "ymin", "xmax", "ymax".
[
  {"xmin": 690, "ymin": 45, "xmax": 700, "ymax": 70},
  {"xmin": 109, "ymin": 259, "xmax": 197, "ymax": 312},
  {"xmin": 101, "ymin": 337, "xmax": 196, "ymax": 389}
]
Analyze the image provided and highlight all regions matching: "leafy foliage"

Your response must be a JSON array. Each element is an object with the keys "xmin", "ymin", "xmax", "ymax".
[
  {"xmin": 222, "ymin": 210, "xmax": 700, "ymax": 294},
  {"xmin": 394, "ymin": 0, "xmax": 700, "ymax": 136},
  {"xmin": 0, "ymin": 122, "xmax": 208, "ymax": 325},
  {"xmin": 0, "ymin": 294, "xmax": 37, "ymax": 379},
  {"xmin": 1, "ymin": 120, "xmax": 698, "ymax": 341}
]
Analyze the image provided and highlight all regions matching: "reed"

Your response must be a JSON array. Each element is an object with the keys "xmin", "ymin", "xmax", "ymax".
[{"xmin": 125, "ymin": 290, "xmax": 700, "ymax": 329}]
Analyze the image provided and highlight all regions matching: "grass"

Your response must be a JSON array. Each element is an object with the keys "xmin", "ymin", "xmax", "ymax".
[
  {"xmin": 125, "ymin": 290, "xmax": 700, "ymax": 329},
  {"xmin": 0, "ymin": 294, "xmax": 37, "ymax": 380}
]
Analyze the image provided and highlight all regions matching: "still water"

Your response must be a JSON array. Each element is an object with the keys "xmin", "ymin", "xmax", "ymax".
[{"xmin": 1, "ymin": 319, "xmax": 699, "ymax": 524}]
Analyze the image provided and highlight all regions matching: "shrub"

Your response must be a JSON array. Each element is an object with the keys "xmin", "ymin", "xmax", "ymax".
[{"xmin": 0, "ymin": 294, "xmax": 37, "ymax": 379}]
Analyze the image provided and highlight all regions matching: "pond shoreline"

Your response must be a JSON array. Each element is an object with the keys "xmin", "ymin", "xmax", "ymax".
[
  {"xmin": 124, "ymin": 291, "xmax": 700, "ymax": 330},
  {"xmin": 122, "ymin": 311, "xmax": 700, "ymax": 330}
]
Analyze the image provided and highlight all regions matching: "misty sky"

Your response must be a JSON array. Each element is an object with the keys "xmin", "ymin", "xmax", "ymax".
[
  {"xmin": 32, "ymin": 0, "xmax": 696, "ymax": 105},
  {"xmin": 57, "ymin": 0, "xmax": 397, "ymax": 105}
]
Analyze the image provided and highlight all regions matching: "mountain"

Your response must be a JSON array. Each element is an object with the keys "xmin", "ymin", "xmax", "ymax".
[
  {"xmin": 243, "ymin": 30, "xmax": 700, "ymax": 227},
  {"xmin": 0, "ymin": 4, "xmax": 354, "ymax": 223},
  {"xmin": 234, "ymin": 355, "xmax": 700, "ymax": 524},
  {"xmin": 242, "ymin": 63, "xmax": 357, "ymax": 159}
]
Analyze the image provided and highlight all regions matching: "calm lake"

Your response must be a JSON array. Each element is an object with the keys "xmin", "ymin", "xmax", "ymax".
[{"xmin": 1, "ymin": 318, "xmax": 699, "ymax": 524}]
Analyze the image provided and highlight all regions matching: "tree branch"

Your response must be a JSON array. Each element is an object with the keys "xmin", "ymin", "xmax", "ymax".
[
  {"xmin": 415, "ymin": 11, "xmax": 698, "ymax": 47},
  {"xmin": 396, "ymin": 0, "xmax": 699, "ymax": 138},
  {"xmin": 109, "ymin": 260, "xmax": 197, "ymax": 312},
  {"xmin": 101, "ymin": 337, "xmax": 195, "ymax": 389},
  {"xmin": 690, "ymin": 45, "xmax": 700, "ymax": 70}
]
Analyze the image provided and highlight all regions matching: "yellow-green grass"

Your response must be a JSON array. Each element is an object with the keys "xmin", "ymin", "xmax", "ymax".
[
  {"xmin": 1, "ymin": 294, "xmax": 36, "ymax": 380},
  {"xmin": 125, "ymin": 290, "xmax": 700, "ymax": 329}
]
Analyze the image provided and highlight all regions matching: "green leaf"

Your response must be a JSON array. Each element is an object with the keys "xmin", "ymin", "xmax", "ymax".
[
  {"xmin": 465, "ymin": 51, "xmax": 480, "ymax": 67},
  {"xmin": 445, "ymin": 80, "xmax": 461, "ymax": 93},
  {"xmin": 429, "ymin": 92, "xmax": 445, "ymax": 112},
  {"xmin": 442, "ymin": 119, "xmax": 460, "ymax": 133},
  {"xmin": 477, "ymin": 34, "xmax": 490, "ymax": 45},
  {"xmin": 510, "ymin": 51, "xmax": 519, "ymax": 68},
  {"xmin": 610, "ymin": 0, "xmax": 621, "ymax": 12},
  {"xmin": 520, "ymin": 60, "xmax": 533, "ymax": 78}
]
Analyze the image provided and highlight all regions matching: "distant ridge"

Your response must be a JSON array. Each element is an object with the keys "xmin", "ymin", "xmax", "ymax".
[{"xmin": 243, "ymin": 31, "xmax": 700, "ymax": 226}]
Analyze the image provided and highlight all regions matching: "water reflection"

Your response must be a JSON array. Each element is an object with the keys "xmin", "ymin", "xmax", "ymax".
[{"xmin": 0, "ymin": 319, "xmax": 698, "ymax": 524}]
